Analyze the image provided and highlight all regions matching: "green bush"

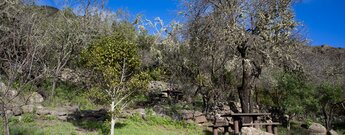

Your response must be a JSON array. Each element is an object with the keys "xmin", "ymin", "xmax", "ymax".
[
  {"xmin": 42, "ymin": 115, "xmax": 57, "ymax": 121},
  {"xmin": 99, "ymin": 120, "xmax": 110, "ymax": 135},
  {"xmin": 9, "ymin": 117, "xmax": 20, "ymax": 124},
  {"xmin": 22, "ymin": 113, "xmax": 36, "ymax": 123},
  {"xmin": 127, "ymin": 112, "xmax": 198, "ymax": 130}
]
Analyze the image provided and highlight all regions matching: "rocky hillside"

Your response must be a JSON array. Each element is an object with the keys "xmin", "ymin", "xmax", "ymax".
[{"xmin": 298, "ymin": 45, "xmax": 345, "ymax": 88}]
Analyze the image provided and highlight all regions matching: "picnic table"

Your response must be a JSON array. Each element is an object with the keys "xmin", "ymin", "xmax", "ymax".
[
  {"xmin": 161, "ymin": 90, "xmax": 183, "ymax": 102},
  {"xmin": 209, "ymin": 112, "xmax": 281, "ymax": 135}
]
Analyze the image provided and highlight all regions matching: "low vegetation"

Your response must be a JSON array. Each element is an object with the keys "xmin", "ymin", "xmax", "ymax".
[
  {"xmin": 0, "ymin": 0, "xmax": 344, "ymax": 135},
  {"xmin": 0, "ymin": 112, "xmax": 204, "ymax": 135}
]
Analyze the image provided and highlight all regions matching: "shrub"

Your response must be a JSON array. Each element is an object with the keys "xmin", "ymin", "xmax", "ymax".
[
  {"xmin": 22, "ymin": 113, "xmax": 36, "ymax": 123},
  {"xmin": 42, "ymin": 115, "xmax": 57, "ymax": 121}
]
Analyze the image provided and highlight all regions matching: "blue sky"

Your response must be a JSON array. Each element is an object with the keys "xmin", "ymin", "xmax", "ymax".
[
  {"xmin": 294, "ymin": 0, "xmax": 345, "ymax": 48},
  {"xmin": 38, "ymin": 0, "xmax": 345, "ymax": 48}
]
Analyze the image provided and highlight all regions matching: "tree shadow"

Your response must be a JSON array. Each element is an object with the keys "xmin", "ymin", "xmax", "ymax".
[
  {"xmin": 203, "ymin": 129, "xmax": 213, "ymax": 135},
  {"xmin": 66, "ymin": 109, "xmax": 127, "ymax": 132}
]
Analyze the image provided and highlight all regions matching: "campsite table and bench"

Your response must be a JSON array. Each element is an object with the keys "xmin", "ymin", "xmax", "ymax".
[
  {"xmin": 209, "ymin": 112, "xmax": 281, "ymax": 135},
  {"xmin": 161, "ymin": 90, "xmax": 183, "ymax": 102}
]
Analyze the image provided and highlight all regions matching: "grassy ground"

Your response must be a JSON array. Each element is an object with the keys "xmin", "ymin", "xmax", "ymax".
[
  {"xmin": 2, "ymin": 114, "xmax": 344, "ymax": 135},
  {"xmin": 0, "ymin": 113, "xmax": 207, "ymax": 135}
]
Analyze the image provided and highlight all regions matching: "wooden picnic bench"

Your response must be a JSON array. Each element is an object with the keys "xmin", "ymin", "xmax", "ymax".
[
  {"xmin": 208, "ymin": 124, "xmax": 231, "ymax": 135},
  {"xmin": 209, "ymin": 112, "xmax": 281, "ymax": 135},
  {"xmin": 161, "ymin": 90, "xmax": 183, "ymax": 102}
]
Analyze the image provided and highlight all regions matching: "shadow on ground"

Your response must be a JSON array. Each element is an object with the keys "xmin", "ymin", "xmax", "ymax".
[{"xmin": 66, "ymin": 109, "xmax": 128, "ymax": 133}]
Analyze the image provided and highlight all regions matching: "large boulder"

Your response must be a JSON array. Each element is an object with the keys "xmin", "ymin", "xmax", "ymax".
[
  {"xmin": 12, "ymin": 106, "xmax": 23, "ymax": 116},
  {"xmin": 148, "ymin": 81, "xmax": 168, "ymax": 91},
  {"xmin": 241, "ymin": 127, "xmax": 273, "ymax": 135},
  {"xmin": 328, "ymin": 130, "xmax": 339, "ymax": 135},
  {"xmin": 194, "ymin": 115, "xmax": 207, "ymax": 124},
  {"xmin": 214, "ymin": 117, "xmax": 228, "ymax": 125},
  {"xmin": 308, "ymin": 123, "xmax": 327, "ymax": 135},
  {"xmin": 21, "ymin": 104, "xmax": 43, "ymax": 113},
  {"xmin": 59, "ymin": 68, "xmax": 81, "ymax": 83},
  {"xmin": 28, "ymin": 92, "xmax": 44, "ymax": 104},
  {"xmin": 36, "ymin": 108, "xmax": 52, "ymax": 115},
  {"xmin": 180, "ymin": 110, "xmax": 194, "ymax": 120},
  {"xmin": 194, "ymin": 111, "xmax": 203, "ymax": 117}
]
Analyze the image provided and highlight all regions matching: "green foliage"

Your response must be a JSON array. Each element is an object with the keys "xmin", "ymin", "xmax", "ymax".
[
  {"xmin": 267, "ymin": 72, "xmax": 318, "ymax": 116},
  {"xmin": 82, "ymin": 33, "xmax": 140, "ymax": 85},
  {"xmin": 9, "ymin": 117, "xmax": 20, "ymax": 125},
  {"xmin": 22, "ymin": 113, "xmax": 36, "ymax": 123},
  {"xmin": 42, "ymin": 115, "xmax": 57, "ymax": 121},
  {"xmin": 148, "ymin": 68, "xmax": 166, "ymax": 81},
  {"xmin": 316, "ymin": 83, "xmax": 343, "ymax": 106},
  {"xmin": 305, "ymin": 118, "xmax": 313, "ymax": 127},
  {"xmin": 127, "ymin": 112, "xmax": 200, "ymax": 131},
  {"xmin": 81, "ymin": 28, "xmax": 148, "ymax": 88},
  {"xmin": 85, "ymin": 86, "xmax": 110, "ymax": 105},
  {"xmin": 137, "ymin": 30, "xmax": 155, "ymax": 51},
  {"xmin": 314, "ymin": 83, "xmax": 343, "ymax": 129},
  {"xmin": 42, "ymin": 80, "xmax": 97, "ymax": 109},
  {"xmin": 81, "ymin": 24, "xmax": 151, "ymax": 109}
]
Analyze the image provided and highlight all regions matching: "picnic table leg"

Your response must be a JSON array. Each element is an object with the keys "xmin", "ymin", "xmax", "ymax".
[
  {"xmin": 266, "ymin": 125, "xmax": 273, "ymax": 133},
  {"xmin": 212, "ymin": 127, "xmax": 218, "ymax": 135},
  {"xmin": 273, "ymin": 125, "xmax": 278, "ymax": 135},
  {"xmin": 224, "ymin": 126, "xmax": 229, "ymax": 135},
  {"xmin": 234, "ymin": 119, "xmax": 240, "ymax": 135},
  {"xmin": 254, "ymin": 121, "xmax": 260, "ymax": 129}
]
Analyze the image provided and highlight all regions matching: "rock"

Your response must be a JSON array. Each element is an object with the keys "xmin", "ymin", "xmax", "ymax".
[
  {"xmin": 57, "ymin": 115, "xmax": 68, "ymax": 121},
  {"xmin": 0, "ymin": 82, "xmax": 5, "ymax": 88},
  {"xmin": 186, "ymin": 119, "xmax": 194, "ymax": 124},
  {"xmin": 328, "ymin": 130, "xmax": 338, "ymax": 135},
  {"xmin": 148, "ymin": 81, "xmax": 169, "ymax": 91},
  {"xmin": 194, "ymin": 111, "xmax": 203, "ymax": 117},
  {"xmin": 194, "ymin": 115, "xmax": 207, "ymax": 124},
  {"xmin": 213, "ymin": 113, "xmax": 227, "ymax": 125},
  {"xmin": 28, "ymin": 92, "xmax": 44, "ymax": 104},
  {"xmin": 214, "ymin": 118, "xmax": 228, "ymax": 125},
  {"xmin": 12, "ymin": 106, "xmax": 23, "ymax": 116},
  {"xmin": 60, "ymin": 68, "xmax": 80, "ymax": 83},
  {"xmin": 21, "ymin": 104, "xmax": 43, "ymax": 113},
  {"xmin": 181, "ymin": 110, "xmax": 193, "ymax": 120},
  {"xmin": 223, "ymin": 105, "xmax": 230, "ymax": 111},
  {"xmin": 36, "ymin": 108, "xmax": 52, "ymax": 115},
  {"xmin": 0, "ymin": 84, "xmax": 18, "ymax": 98},
  {"xmin": 53, "ymin": 110, "xmax": 69, "ymax": 116},
  {"xmin": 229, "ymin": 101, "xmax": 242, "ymax": 113},
  {"xmin": 132, "ymin": 108, "xmax": 146, "ymax": 115},
  {"xmin": 308, "ymin": 123, "xmax": 327, "ymax": 135},
  {"xmin": 6, "ymin": 110, "xmax": 13, "ymax": 117},
  {"xmin": 241, "ymin": 127, "xmax": 273, "ymax": 135},
  {"xmin": 66, "ymin": 105, "xmax": 79, "ymax": 112}
]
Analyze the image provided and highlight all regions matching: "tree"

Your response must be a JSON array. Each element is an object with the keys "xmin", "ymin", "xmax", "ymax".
[
  {"xmin": 316, "ymin": 84, "xmax": 344, "ymax": 131},
  {"xmin": 270, "ymin": 72, "xmax": 317, "ymax": 130},
  {"xmin": 0, "ymin": 0, "xmax": 45, "ymax": 134},
  {"xmin": 39, "ymin": 3, "xmax": 115, "ymax": 99},
  {"xmin": 183, "ymin": 0, "xmax": 301, "ymax": 114},
  {"xmin": 82, "ymin": 26, "xmax": 149, "ymax": 135}
]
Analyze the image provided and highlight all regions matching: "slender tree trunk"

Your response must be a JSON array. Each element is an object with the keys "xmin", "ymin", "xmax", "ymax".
[
  {"xmin": 287, "ymin": 119, "xmax": 291, "ymax": 131},
  {"xmin": 322, "ymin": 105, "xmax": 330, "ymax": 130},
  {"xmin": 51, "ymin": 76, "xmax": 57, "ymax": 100},
  {"xmin": 239, "ymin": 59, "xmax": 252, "ymax": 113},
  {"xmin": 1, "ymin": 104, "xmax": 10, "ymax": 135},
  {"xmin": 110, "ymin": 100, "xmax": 115, "ymax": 135}
]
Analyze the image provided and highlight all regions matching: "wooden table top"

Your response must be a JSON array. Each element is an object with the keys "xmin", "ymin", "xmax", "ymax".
[{"xmin": 221, "ymin": 113, "xmax": 271, "ymax": 117}]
